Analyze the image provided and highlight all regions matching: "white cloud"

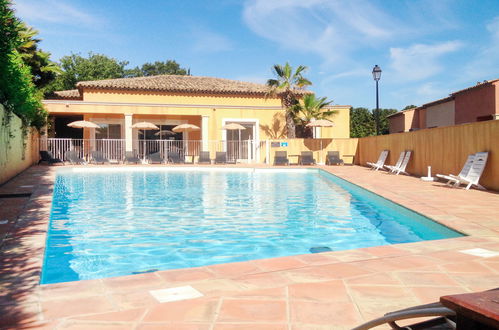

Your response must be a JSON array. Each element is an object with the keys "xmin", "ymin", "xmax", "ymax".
[
  {"xmin": 389, "ymin": 41, "xmax": 463, "ymax": 81},
  {"xmin": 463, "ymin": 16, "xmax": 499, "ymax": 80},
  {"xmin": 191, "ymin": 28, "xmax": 233, "ymax": 53},
  {"xmin": 242, "ymin": 0, "xmax": 401, "ymax": 64},
  {"xmin": 13, "ymin": 0, "xmax": 103, "ymax": 27}
]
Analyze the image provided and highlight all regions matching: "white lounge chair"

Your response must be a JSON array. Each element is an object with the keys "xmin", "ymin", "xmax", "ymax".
[
  {"xmin": 448, "ymin": 152, "xmax": 489, "ymax": 190},
  {"xmin": 384, "ymin": 151, "xmax": 405, "ymax": 173},
  {"xmin": 391, "ymin": 150, "xmax": 412, "ymax": 175},
  {"xmin": 436, "ymin": 154, "xmax": 475, "ymax": 186},
  {"xmin": 367, "ymin": 150, "xmax": 389, "ymax": 171}
]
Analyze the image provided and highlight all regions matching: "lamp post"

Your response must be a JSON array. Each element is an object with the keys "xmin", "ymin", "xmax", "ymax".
[{"xmin": 372, "ymin": 65, "xmax": 382, "ymax": 135}]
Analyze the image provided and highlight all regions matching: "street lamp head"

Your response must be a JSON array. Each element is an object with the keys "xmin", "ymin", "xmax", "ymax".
[{"xmin": 372, "ymin": 65, "xmax": 382, "ymax": 81}]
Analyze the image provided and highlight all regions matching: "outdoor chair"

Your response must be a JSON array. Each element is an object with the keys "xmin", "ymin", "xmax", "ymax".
[
  {"xmin": 197, "ymin": 151, "xmax": 211, "ymax": 164},
  {"xmin": 274, "ymin": 151, "xmax": 289, "ymax": 165},
  {"xmin": 214, "ymin": 152, "xmax": 227, "ymax": 164},
  {"xmin": 299, "ymin": 151, "xmax": 316, "ymax": 165},
  {"xmin": 90, "ymin": 151, "xmax": 109, "ymax": 164},
  {"xmin": 436, "ymin": 154, "xmax": 475, "ymax": 187},
  {"xmin": 38, "ymin": 151, "xmax": 63, "ymax": 165},
  {"xmin": 445, "ymin": 151, "xmax": 488, "ymax": 190},
  {"xmin": 66, "ymin": 150, "xmax": 87, "ymax": 165},
  {"xmin": 147, "ymin": 152, "xmax": 164, "ymax": 164},
  {"xmin": 352, "ymin": 301, "xmax": 456, "ymax": 330},
  {"xmin": 389, "ymin": 150, "xmax": 412, "ymax": 175},
  {"xmin": 167, "ymin": 152, "xmax": 185, "ymax": 164},
  {"xmin": 367, "ymin": 150, "xmax": 389, "ymax": 171},
  {"xmin": 124, "ymin": 151, "xmax": 141, "ymax": 164},
  {"xmin": 325, "ymin": 151, "xmax": 344, "ymax": 165},
  {"xmin": 383, "ymin": 151, "xmax": 405, "ymax": 173}
]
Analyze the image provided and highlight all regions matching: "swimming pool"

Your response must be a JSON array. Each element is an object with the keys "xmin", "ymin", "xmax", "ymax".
[{"xmin": 41, "ymin": 168, "xmax": 462, "ymax": 284}]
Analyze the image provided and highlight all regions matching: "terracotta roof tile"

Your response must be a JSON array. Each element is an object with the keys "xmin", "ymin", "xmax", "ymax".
[
  {"xmin": 46, "ymin": 89, "xmax": 82, "ymax": 100},
  {"xmin": 76, "ymin": 75, "xmax": 312, "ymax": 96}
]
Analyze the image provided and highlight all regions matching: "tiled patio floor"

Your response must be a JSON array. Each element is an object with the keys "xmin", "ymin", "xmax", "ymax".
[{"xmin": 0, "ymin": 164, "xmax": 498, "ymax": 329}]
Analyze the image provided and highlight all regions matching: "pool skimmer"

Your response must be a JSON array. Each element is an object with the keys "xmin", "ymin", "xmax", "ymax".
[
  {"xmin": 149, "ymin": 285, "xmax": 203, "ymax": 303},
  {"xmin": 459, "ymin": 248, "xmax": 499, "ymax": 258}
]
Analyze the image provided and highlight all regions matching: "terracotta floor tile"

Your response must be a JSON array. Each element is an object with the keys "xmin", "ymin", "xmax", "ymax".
[
  {"xmin": 395, "ymin": 271, "xmax": 461, "ymax": 287},
  {"xmin": 142, "ymin": 298, "xmax": 219, "ymax": 323},
  {"xmin": 217, "ymin": 299, "xmax": 286, "ymax": 322},
  {"xmin": 156, "ymin": 267, "xmax": 217, "ymax": 283},
  {"xmin": 102, "ymin": 273, "xmax": 164, "ymax": 293},
  {"xmin": 345, "ymin": 272, "xmax": 401, "ymax": 286},
  {"xmin": 57, "ymin": 322, "xmax": 134, "ymax": 330},
  {"xmin": 226, "ymin": 287, "xmax": 286, "ymax": 299},
  {"xmin": 214, "ymin": 324, "xmax": 287, "ymax": 330},
  {"xmin": 69, "ymin": 308, "xmax": 146, "ymax": 322},
  {"xmin": 409, "ymin": 286, "xmax": 468, "ymax": 304},
  {"xmin": 138, "ymin": 324, "xmax": 211, "ymax": 330},
  {"xmin": 440, "ymin": 260, "xmax": 497, "ymax": 274},
  {"xmin": 289, "ymin": 300, "xmax": 361, "ymax": 326},
  {"xmin": 253, "ymin": 256, "xmax": 308, "ymax": 272},
  {"xmin": 288, "ymin": 280, "xmax": 350, "ymax": 302},
  {"xmin": 41, "ymin": 296, "xmax": 116, "ymax": 320},
  {"xmin": 206, "ymin": 261, "xmax": 262, "ymax": 278}
]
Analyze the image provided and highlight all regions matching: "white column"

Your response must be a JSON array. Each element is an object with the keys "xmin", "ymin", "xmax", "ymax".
[
  {"xmin": 201, "ymin": 115, "xmax": 209, "ymax": 151},
  {"xmin": 316, "ymin": 127, "xmax": 321, "ymax": 138},
  {"xmin": 124, "ymin": 114, "xmax": 133, "ymax": 152}
]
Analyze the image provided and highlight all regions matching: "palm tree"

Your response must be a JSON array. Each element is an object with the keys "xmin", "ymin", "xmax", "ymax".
[
  {"xmin": 292, "ymin": 94, "xmax": 335, "ymax": 138},
  {"xmin": 267, "ymin": 63, "xmax": 312, "ymax": 138},
  {"xmin": 17, "ymin": 23, "xmax": 60, "ymax": 89}
]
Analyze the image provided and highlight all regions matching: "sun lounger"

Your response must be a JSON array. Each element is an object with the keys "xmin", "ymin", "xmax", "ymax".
[
  {"xmin": 447, "ymin": 151, "xmax": 489, "ymax": 190},
  {"xmin": 325, "ymin": 151, "xmax": 344, "ymax": 165},
  {"xmin": 299, "ymin": 151, "xmax": 316, "ymax": 165},
  {"xmin": 147, "ymin": 152, "xmax": 164, "ymax": 164},
  {"xmin": 383, "ymin": 151, "xmax": 405, "ymax": 173},
  {"xmin": 390, "ymin": 150, "xmax": 411, "ymax": 175},
  {"xmin": 168, "ymin": 152, "xmax": 185, "ymax": 164},
  {"xmin": 38, "ymin": 151, "xmax": 63, "ymax": 165},
  {"xmin": 90, "ymin": 151, "xmax": 109, "ymax": 164},
  {"xmin": 197, "ymin": 151, "xmax": 211, "ymax": 164},
  {"xmin": 274, "ymin": 151, "xmax": 289, "ymax": 165},
  {"xmin": 436, "ymin": 154, "xmax": 475, "ymax": 186},
  {"xmin": 124, "ymin": 151, "xmax": 141, "ymax": 164},
  {"xmin": 352, "ymin": 301, "xmax": 456, "ymax": 330},
  {"xmin": 214, "ymin": 152, "xmax": 227, "ymax": 164},
  {"xmin": 367, "ymin": 150, "xmax": 389, "ymax": 171},
  {"xmin": 66, "ymin": 150, "xmax": 87, "ymax": 165}
]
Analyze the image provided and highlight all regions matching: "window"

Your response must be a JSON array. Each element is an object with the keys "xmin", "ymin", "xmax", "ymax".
[{"xmin": 96, "ymin": 124, "xmax": 121, "ymax": 139}]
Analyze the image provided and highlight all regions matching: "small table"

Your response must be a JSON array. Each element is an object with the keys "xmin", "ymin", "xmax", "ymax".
[
  {"xmin": 440, "ymin": 289, "xmax": 499, "ymax": 329},
  {"xmin": 288, "ymin": 154, "xmax": 301, "ymax": 165}
]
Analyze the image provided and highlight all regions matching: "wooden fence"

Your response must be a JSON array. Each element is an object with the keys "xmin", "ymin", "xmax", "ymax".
[{"xmin": 356, "ymin": 120, "xmax": 499, "ymax": 190}]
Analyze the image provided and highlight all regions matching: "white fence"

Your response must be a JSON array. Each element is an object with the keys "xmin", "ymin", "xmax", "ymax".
[{"xmin": 39, "ymin": 138, "xmax": 266, "ymax": 163}]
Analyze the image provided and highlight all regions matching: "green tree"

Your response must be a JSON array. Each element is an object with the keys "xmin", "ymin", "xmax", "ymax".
[
  {"xmin": 49, "ymin": 52, "xmax": 130, "ymax": 91},
  {"xmin": 127, "ymin": 60, "xmax": 190, "ymax": 77},
  {"xmin": 0, "ymin": 0, "xmax": 46, "ymax": 128},
  {"xmin": 267, "ymin": 62, "xmax": 312, "ymax": 138},
  {"xmin": 378, "ymin": 108, "xmax": 398, "ymax": 135},
  {"xmin": 291, "ymin": 94, "xmax": 334, "ymax": 138},
  {"xmin": 17, "ymin": 23, "xmax": 60, "ymax": 90},
  {"xmin": 403, "ymin": 105, "xmax": 417, "ymax": 110},
  {"xmin": 350, "ymin": 107, "xmax": 374, "ymax": 138}
]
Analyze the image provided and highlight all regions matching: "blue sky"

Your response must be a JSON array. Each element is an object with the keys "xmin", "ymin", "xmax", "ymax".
[{"xmin": 13, "ymin": 0, "xmax": 499, "ymax": 110}]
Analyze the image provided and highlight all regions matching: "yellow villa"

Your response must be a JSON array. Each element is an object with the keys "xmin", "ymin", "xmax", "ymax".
[{"xmin": 42, "ymin": 75, "xmax": 350, "ymax": 163}]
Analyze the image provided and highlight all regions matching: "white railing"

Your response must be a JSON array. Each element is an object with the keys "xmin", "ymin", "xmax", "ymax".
[{"xmin": 39, "ymin": 138, "xmax": 264, "ymax": 163}]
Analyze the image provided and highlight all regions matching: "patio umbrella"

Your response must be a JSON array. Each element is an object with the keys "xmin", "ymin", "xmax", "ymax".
[
  {"xmin": 131, "ymin": 122, "xmax": 159, "ymax": 161},
  {"xmin": 66, "ymin": 120, "xmax": 100, "ymax": 160},
  {"xmin": 222, "ymin": 123, "xmax": 246, "ymax": 161},
  {"xmin": 67, "ymin": 120, "xmax": 100, "ymax": 129},
  {"xmin": 154, "ymin": 130, "xmax": 176, "ymax": 138},
  {"xmin": 172, "ymin": 123, "xmax": 200, "ymax": 133},
  {"xmin": 306, "ymin": 119, "xmax": 335, "ymax": 164}
]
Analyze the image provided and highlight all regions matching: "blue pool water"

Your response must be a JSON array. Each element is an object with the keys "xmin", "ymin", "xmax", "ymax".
[{"xmin": 41, "ymin": 168, "xmax": 462, "ymax": 284}]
